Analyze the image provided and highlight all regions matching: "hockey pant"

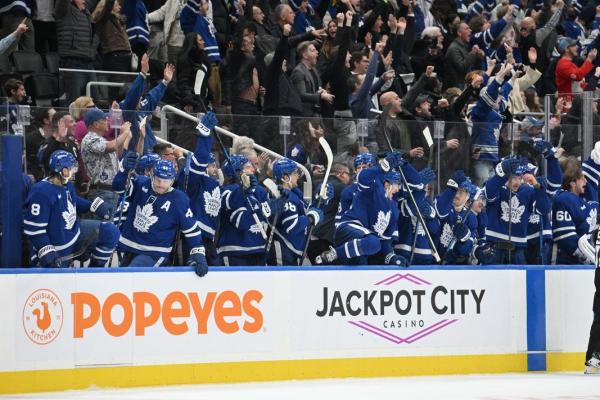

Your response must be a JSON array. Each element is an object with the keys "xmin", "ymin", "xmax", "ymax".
[
  {"xmin": 525, "ymin": 239, "xmax": 552, "ymax": 265},
  {"xmin": 120, "ymin": 253, "xmax": 171, "ymax": 267},
  {"xmin": 489, "ymin": 243, "xmax": 526, "ymax": 265},
  {"xmin": 334, "ymin": 222, "xmax": 382, "ymax": 265},
  {"xmin": 267, "ymin": 238, "xmax": 302, "ymax": 266},
  {"xmin": 221, "ymin": 253, "xmax": 265, "ymax": 266},
  {"xmin": 31, "ymin": 219, "xmax": 119, "ymax": 267},
  {"xmin": 586, "ymin": 268, "xmax": 600, "ymax": 363}
]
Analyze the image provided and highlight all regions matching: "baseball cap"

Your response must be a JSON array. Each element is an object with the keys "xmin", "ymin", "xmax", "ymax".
[
  {"xmin": 557, "ymin": 37, "xmax": 577, "ymax": 54},
  {"xmin": 84, "ymin": 107, "xmax": 108, "ymax": 127}
]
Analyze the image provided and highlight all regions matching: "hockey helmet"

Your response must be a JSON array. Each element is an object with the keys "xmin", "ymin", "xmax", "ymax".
[
  {"xmin": 354, "ymin": 152, "xmax": 377, "ymax": 168},
  {"xmin": 49, "ymin": 150, "xmax": 77, "ymax": 173},
  {"xmin": 136, "ymin": 153, "xmax": 161, "ymax": 174},
  {"xmin": 208, "ymin": 152, "xmax": 217, "ymax": 165},
  {"xmin": 273, "ymin": 158, "xmax": 299, "ymax": 181},
  {"xmin": 384, "ymin": 171, "xmax": 402, "ymax": 185},
  {"xmin": 222, "ymin": 154, "xmax": 250, "ymax": 178},
  {"xmin": 153, "ymin": 159, "xmax": 177, "ymax": 180}
]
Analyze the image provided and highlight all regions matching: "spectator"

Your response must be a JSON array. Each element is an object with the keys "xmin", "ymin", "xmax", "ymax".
[
  {"xmin": 443, "ymin": 22, "xmax": 484, "ymax": 89},
  {"xmin": 25, "ymin": 107, "xmax": 55, "ymax": 180},
  {"xmin": 0, "ymin": 19, "xmax": 28, "ymax": 54},
  {"xmin": 32, "ymin": 0, "xmax": 56, "ymax": 53},
  {"xmin": 81, "ymin": 108, "xmax": 132, "ymax": 207},
  {"xmin": 555, "ymin": 37, "xmax": 597, "ymax": 100},
  {"xmin": 506, "ymin": 47, "xmax": 542, "ymax": 114},
  {"xmin": 0, "ymin": 1, "xmax": 34, "ymax": 55},
  {"xmin": 153, "ymin": 142, "xmax": 185, "ymax": 170},
  {"xmin": 2, "ymin": 78, "xmax": 27, "ymax": 135},
  {"xmin": 176, "ymin": 32, "xmax": 211, "ymax": 113},
  {"xmin": 71, "ymin": 96, "xmax": 96, "ymax": 146},
  {"xmin": 292, "ymin": 41, "xmax": 333, "ymax": 117},
  {"xmin": 37, "ymin": 111, "xmax": 78, "ymax": 173},
  {"xmin": 54, "ymin": 0, "xmax": 96, "ymax": 104},
  {"xmin": 92, "ymin": 0, "xmax": 132, "ymax": 73},
  {"xmin": 147, "ymin": 0, "xmax": 186, "ymax": 65}
]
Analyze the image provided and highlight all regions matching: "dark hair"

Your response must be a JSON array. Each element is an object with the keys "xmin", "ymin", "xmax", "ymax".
[
  {"xmin": 33, "ymin": 107, "xmax": 54, "ymax": 127},
  {"xmin": 153, "ymin": 143, "xmax": 172, "ymax": 155},
  {"xmin": 350, "ymin": 51, "xmax": 367, "ymax": 69},
  {"xmin": 51, "ymin": 111, "xmax": 71, "ymax": 132},
  {"xmin": 3, "ymin": 78, "xmax": 23, "ymax": 97}
]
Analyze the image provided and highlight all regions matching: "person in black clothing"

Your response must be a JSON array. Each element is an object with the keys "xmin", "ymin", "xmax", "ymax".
[
  {"xmin": 306, "ymin": 162, "xmax": 351, "ymax": 263},
  {"xmin": 37, "ymin": 111, "xmax": 78, "ymax": 175},
  {"xmin": 25, "ymin": 107, "xmax": 55, "ymax": 181},
  {"xmin": 176, "ymin": 32, "xmax": 211, "ymax": 113}
]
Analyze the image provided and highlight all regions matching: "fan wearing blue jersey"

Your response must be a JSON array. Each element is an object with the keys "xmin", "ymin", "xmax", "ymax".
[
  {"xmin": 484, "ymin": 156, "xmax": 551, "ymax": 264},
  {"xmin": 267, "ymin": 158, "xmax": 330, "ymax": 266},
  {"xmin": 316, "ymin": 151, "xmax": 407, "ymax": 266},
  {"xmin": 114, "ymin": 160, "xmax": 208, "ymax": 276},
  {"xmin": 435, "ymin": 172, "xmax": 479, "ymax": 264},
  {"xmin": 24, "ymin": 151, "xmax": 119, "ymax": 267},
  {"xmin": 217, "ymin": 154, "xmax": 270, "ymax": 266},
  {"xmin": 552, "ymin": 159, "xmax": 599, "ymax": 265}
]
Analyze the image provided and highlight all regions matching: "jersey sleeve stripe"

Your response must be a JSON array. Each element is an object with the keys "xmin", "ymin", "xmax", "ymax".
[
  {"xmin": 554, "ymin": 232, "xmax": 577, "ymax": 241},
  {"xmin": 24, "ymin": 220, "xmax": 48, "ymax": 227},
  {"xmin": 24, "ymin": 229, "xmax": 47, "ymax": 236}
]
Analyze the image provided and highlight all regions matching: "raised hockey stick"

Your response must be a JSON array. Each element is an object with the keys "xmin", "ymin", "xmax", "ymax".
[
  {"xmin": 300, "ymin": 137, "xmax": 334, "ymax": 265},
  {"xmin": 263, "ymin": 178, "xmax": 281, "ymax": 264},
  {"xmin": 213, "ymin": 128, "xmax": 268, "ymax": 241},
  {"xmin": 382, "ymin": 129, "xmax": 442, "ymax": 263}
]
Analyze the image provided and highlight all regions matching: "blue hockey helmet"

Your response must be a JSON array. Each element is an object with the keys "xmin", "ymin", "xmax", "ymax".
[
  {"xmin": 49, "ymin": 150, "xmax": 77, "ymax": 173},
  {"xmin": 273, "ymin": 157, "xmax": 299, "ymax": 181},
  {"xmin": 354, "ymin": 152, "xmax": 376, "ymax": 168},
  {"xmin": 153, "ymin": 159, "xmax": 177, "ymax": 180},
  {"xmin": 136, "ymin": 153, "xmax": 161, "ymax": 174},
  {"xmin": 384, "ymin": 171, "xmax": 402, "ymax": 185},
  {"xmin": 286, "ymin": 144, "xmax": 308, "ymax": 165},
  {"xmin": 208, "ymin": 152, "xmax": 217, "ymax": 165},
  {"xmin": 222, "ymin": 154, "xmax": 250, "ymax": 178}
]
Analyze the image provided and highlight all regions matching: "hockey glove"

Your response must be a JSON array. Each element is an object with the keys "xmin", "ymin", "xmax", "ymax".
[
  {"xmin": 242, "ymin": 174, "xmax": 258, "ymax": 190},
  {"xmin": 188, "ymin": 247, "xmax": 209, "ymax": 277},
  {"xmin": 474, "ymin": 243, "xmax": 496, "ymax": 265},
  {"xmin": 307, "ymin": 207, "xmax": 324, "ymax": 225},
  {"xmin": 195, "ymin": 111, "xmax": 218, "ymax": 136},
  {"xmin": 419, "ymin": 167, "xmax": 436, "ymax": 185},
  {"xmin": 380, "ymin": 151, "xmax": 405, "ymax": 172},
  {"xmin": 532, "ymin": 139, "xmax": 555, "ymax": 159},
  {"xmin": 385, "ymin": 252, "xmax": 408, "ymax": 267},
  {"xmin": 418, "ymin": 201, "xmax": 435, "ymax": 219},
  {"xmin": 447, "ymin": 170, "xmax": 467, "ymax": 189},
  {"xmin": 90, "ymin": 197, "xmax": 114, "ymax": 221},
  {"xmin": 452, "ymin": 223, "xmax": 471, "ymax": 242},
  {"xmin": 266, "ymin": 197, "xmax": 286, "ymax": 218},
  {"xmin": 122, "ymin": 151, "xmax": 138, "ymax": 173},
  {"xmin": 499, "ymin": 157, "xmax": 521, "ymax": 176},
  {"xmin": 315, "ymin": 183, "xmax": 334, "ymax": 205},
  {"xmin": 38, "ymin": 245, "xmax": 59, "ymax": 267}
]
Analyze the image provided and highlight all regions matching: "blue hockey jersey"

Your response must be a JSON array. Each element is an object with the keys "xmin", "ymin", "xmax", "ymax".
[
  {"xmin": 176, "ymin": 134, "xmax": 221, "ymax": 240},
  {"xmin": 115, "ymin": 175, "xmax": 202, "ymax": 258},
  {"xmin": 217, "ymin": 184, "xmax": 269, "ymax": 257},
  {"xmin": 272, "ymin": 187, "xmax": 312, "ymax": 257},
  {"xmin": 527, "ymin": 156, "xmax": 562, "ymax": 243},
  {"xmin": 24, "ymin": 180, "xmax": 92, "ymax": 257},
  {"xmin": 335, "ymin": 182, "xmax": 358, "ymax": 224},
  {"xmin": 484, "ymin": 168, "xmax": 551, "ymax": 247},
  {"xmin": 434, "ymin": 187, "xmax": 477, "ymax": 261}
]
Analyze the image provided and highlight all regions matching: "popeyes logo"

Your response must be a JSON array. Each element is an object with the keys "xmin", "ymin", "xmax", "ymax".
[
  {"xmin": 23, "ymin": 289, "xmax": 64, "ymax": 345},
  {"xmin": 71, "ymin": 290, "xmax": 263, "ymax": 338}
]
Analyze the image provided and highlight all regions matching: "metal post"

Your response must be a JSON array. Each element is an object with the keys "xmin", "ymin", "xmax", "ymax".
[{"xmin": 583, "ymin": 91, "xmax": 594, "ymax": 160}]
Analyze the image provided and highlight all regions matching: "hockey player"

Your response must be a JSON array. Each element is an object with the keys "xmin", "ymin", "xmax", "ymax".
[
  {"xmin": 24, "ymin": 150, "xmax": 119, "ymax": 267},
  {"xmin": 524, "ymin": 139, "xmax": 562, "ymax": 265},
  {"xmin": 435, "ymin": 171, "xmax": 479, "ymax": 264},
  {"xmin": 316, "ymin": 151, "xmax": 408, "ymax": 266},
  {"xmin": 113, "ymin": 159, "xmax": 208, "ymax": 276},
  {"xmin": 217, "ymin": 154, "xmax": 270, "ymax": 266},
  {"xmin": 267, "ymin": 158, "xmax": 330, "ymax": 266},
  {"xmin": 552, "ymin": 158, "xmax": 599, "ymax": 265},
  {"xmin": 484, "ymin": 156, "xmax": 551, "ymax": 264},
  {"xmin": 136, "ymin": 153, "xmax": 161, "ymax": 176},
  {"xmin": 336, "ymin": 153, "xmax": 377, "ymax": 221},
  {"xmin": 176, "ymin": 112, "xmax": 221, "ymax": 265}
]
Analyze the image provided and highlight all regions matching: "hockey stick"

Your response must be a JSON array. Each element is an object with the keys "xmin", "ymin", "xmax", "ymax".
[
  {"xmin": 300, "ymin": 137, "xmax": 334, "ymax": 265},
  {"xmin": 213, "ymin": 128, "xmax": 268, "ymax": 241},
  {"xmin": 171, "ymin": 152, "xmax": 192, "ymax": 266},
  {"xmin": 263, "ymin": 178, "xmax": 281, "ymax": 264},
  {"xmin": 382, "ymin": 129, "xmax": 442, "ymax": 263}
]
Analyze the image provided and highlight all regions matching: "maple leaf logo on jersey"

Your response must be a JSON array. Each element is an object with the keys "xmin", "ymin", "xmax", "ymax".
[
  {"xmin": 440, "ymin": 223, "xmax": 454, "ymax": 247},
  {"xmin": 249, "ymin": 223, "xmax": 263, "ymax": 234},
  {"xmin": 203, "ymin": 187, "xmax": 221, "ymax": 217},
  {"xmin": 62, "ymin": 200, "xmax": 76, "ymax": 230},
  {"xmin": 587, "ymin": 208, "xmax": 597, "ymax": 232},
  {"xmin": 528, "ymin": 213, "xmax": 540, "ymax": 225},
  {"xmin": 134, "ymin": 203, "xmax": 158, "ymax": 233},
  {"xmin": 373, "ymin": 210, "xmax": 391, "ymax": 236},
  {"xmin": 501, "ymin": 196, "xmax": 525, "ymax": 224}
]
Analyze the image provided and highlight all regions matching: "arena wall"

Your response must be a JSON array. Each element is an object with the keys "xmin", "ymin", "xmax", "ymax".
[{"xmin": 0, "ymin": 265, "xmax": 594, "ymax": 394}]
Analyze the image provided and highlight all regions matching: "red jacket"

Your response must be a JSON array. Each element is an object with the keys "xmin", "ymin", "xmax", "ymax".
[{"xmin": 555, "ymin": 57, "xmax": 593, "ymax": 96}]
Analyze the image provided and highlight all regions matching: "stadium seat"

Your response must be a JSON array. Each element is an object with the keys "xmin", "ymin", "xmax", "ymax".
[
  {"xmin": 12, "ymin": 51, "xmax": 44, "ymax": 74},
  {"xmin": 43, "ymin": 52, "xmax": 60, "ymax": 74}
]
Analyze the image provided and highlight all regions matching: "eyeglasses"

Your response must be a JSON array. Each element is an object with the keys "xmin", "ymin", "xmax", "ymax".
[{"xmin": 86, "ymin": 104, "xmax": 95, "ymax": 108}]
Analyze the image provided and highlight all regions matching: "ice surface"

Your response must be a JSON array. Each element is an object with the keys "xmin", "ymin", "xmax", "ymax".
[{"xmin": 2, "ymin": 373, "xmax": 599, "ymax": 400}]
